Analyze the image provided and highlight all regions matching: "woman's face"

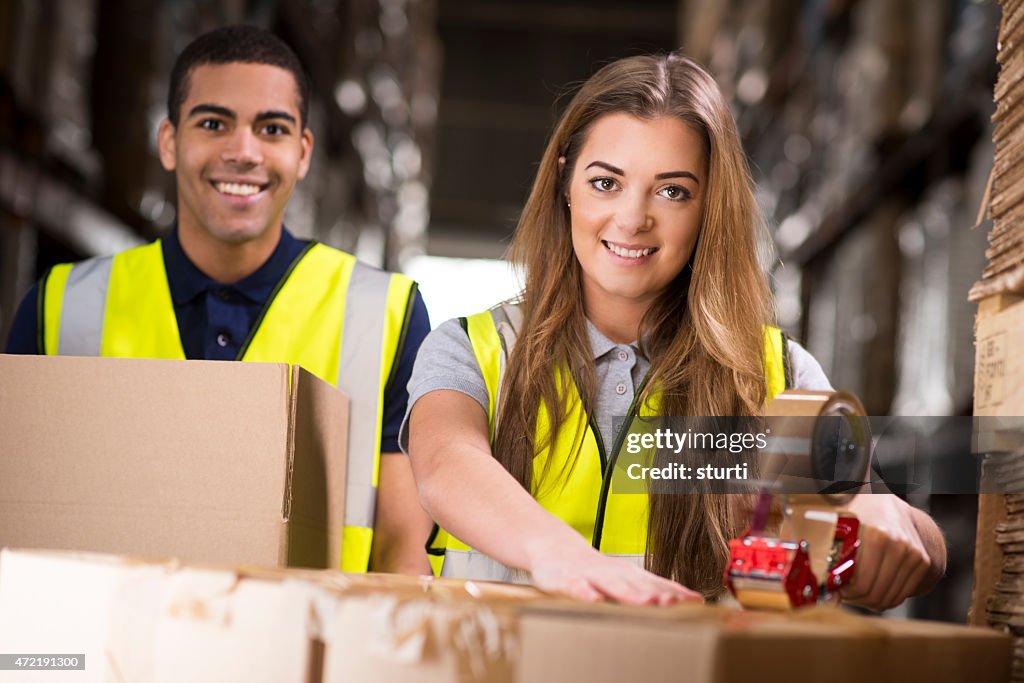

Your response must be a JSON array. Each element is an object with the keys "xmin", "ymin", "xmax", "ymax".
[{"xmin": 566, "ymin": 113, "xmax": 705, "ymax": 318}]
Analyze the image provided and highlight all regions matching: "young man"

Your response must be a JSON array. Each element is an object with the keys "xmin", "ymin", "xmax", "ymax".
[{"xmin": 4, "ymin": 26, "xmax": 433, "ymax": 575}]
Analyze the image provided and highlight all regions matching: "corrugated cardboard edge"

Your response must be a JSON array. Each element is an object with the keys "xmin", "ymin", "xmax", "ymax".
[
  {"xmin": 969, "ymin": 262, "xmax": 1024, "ymax": 301},
  {"xmin": 280, "ymin": 365, "xmax": 301, "ymax": 567},
  {"xmin": 971, "ymin": 493, "xmax": 1008, "ymax": 626}
]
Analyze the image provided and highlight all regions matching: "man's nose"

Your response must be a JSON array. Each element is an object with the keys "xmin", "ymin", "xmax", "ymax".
[{"xmin": 221, "ymin": 129, "xmax": 263, "ymax": 166}]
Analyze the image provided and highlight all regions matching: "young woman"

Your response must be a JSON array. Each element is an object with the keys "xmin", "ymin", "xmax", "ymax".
[{"xmin": 403, "ymin": 53, "xmax": 946, "ymax": 608}]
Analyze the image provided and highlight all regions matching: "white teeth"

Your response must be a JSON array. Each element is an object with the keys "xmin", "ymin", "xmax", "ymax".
[
  {"xmin": 215, "ymin": 182, "xmax": 261, "ymax": 196},
  {"xmin": 605, "ymin": 242, "xmax": 653, "ymax": 259}
]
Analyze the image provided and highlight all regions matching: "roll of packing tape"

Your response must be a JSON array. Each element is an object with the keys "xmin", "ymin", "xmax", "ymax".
[{"xmin": 761, "ymin": 390, "xmax": 872, "ymax": 504}]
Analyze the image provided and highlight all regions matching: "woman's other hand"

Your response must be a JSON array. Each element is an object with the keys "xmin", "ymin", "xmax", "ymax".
[{"xmin": 525, "ymin": 534, "xmax": 701, "ymax": 606}]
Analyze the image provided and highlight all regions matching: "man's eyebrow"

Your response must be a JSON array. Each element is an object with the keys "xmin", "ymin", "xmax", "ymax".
[
  {"xmin": 254, "ymin": 110, "xmax": 297, "ymax": 125},
  {"xmin": 585, "ymin": 161, "xmax": 624, "ymax": 175},
  {"xmin": 655, "ymin": 170, "xmax": 700, "ymax": 184},
  {"xmin": 184, "ymin": 105, "xmax": 297, "ymax": 127},
  {"xmin": 187, "ymin": 104, "xmax": 235, "ymax": 120}
]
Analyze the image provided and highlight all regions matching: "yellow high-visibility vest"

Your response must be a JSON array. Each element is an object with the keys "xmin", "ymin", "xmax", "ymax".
[
  {"xmin": 428, "ymin": 302, "xmax": 790, "ymax": 580},
  {"xmin": 41, "ymin": 239, "xmax": 417, "ymax": 573}
]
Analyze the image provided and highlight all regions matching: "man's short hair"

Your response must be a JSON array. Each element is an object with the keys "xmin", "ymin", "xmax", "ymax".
[{"xmin": 167, "ymin": 25, "xmax": 310, "ymax": 128}]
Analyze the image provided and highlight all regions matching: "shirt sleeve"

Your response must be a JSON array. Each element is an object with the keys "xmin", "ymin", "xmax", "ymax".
[
  {"xmin": 379, "ymin": 290, "xmax": 431, "ymax": 454},
  {"xmin": 4, "ymin": 281, "xmax": 41, "ymax": 354},
  {"xmin": 787, "ymin": 339, "xmax": 833, "ymax": 391},
  {"xmin": 398, "ymin": 317, "xmax": 490, "ymax": 454}
]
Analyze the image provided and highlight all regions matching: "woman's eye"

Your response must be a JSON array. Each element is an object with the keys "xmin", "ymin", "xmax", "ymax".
[
  {"xmin": 589, "ymin": 177, "xmax": 619, "ymax": 192},
  {"xmin": 658, "ymin": 185, "xmax": 691, "ymax": 201}
]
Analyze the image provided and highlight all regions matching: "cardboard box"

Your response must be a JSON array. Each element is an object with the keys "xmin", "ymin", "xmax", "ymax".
[
  {"xmin": 971, "ymin": 294, "xmax": 1024, "ymax": 627},
  {"xmin": 0, "ymin": 549, "xmax": 326, "ymax": 682},
  {"xmin": 1, "ymin": 549, "xmax": 1008, "ymax": 683},
  {"xmin": 0, "ymin": 354, "xmax": 348, "ymax": 568}
]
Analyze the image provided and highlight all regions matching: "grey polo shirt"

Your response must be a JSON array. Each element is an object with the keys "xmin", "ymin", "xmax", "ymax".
[{"xmin": 399, "ymin": 317, "xmax": 832, "ymax": 453}]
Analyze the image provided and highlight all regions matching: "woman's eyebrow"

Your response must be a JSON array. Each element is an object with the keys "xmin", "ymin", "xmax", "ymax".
[
  {"xmin": 585, "ymin": 161, "xmax": 624, "ymax": 175},
  {"xmin": 655, "ymin": 170, "xmax": 700, "ymax": 184},
  {"xmin": 584, "ymin": 161, "xmax": 700, "ymax": 185}
]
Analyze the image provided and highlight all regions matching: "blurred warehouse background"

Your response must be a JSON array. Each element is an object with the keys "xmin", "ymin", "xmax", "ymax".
[{"xmin": 0, "ymin": 0, "xmax": 1003, "ymax": 621}]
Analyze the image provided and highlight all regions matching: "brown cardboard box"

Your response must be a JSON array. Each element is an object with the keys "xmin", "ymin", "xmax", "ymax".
[
  {"xmin": 0, "ymin": 549, "xmax": 1013, "ymax": 683},
  {"xmin": 511, "ymin": 603, "xmax": 1011, "ymax": 683},
  {"xmin": 0, "ymin": 354, "xmax": 348, "ymax": 568},
  {"xmin": 974, "ymin": 295, "xmax": 1024, "ymax": 419},
  {"xmin": 0, "ymin": 549, "xmax": 1010, "ymax": 683},
  {"xmin": 971, "ymin": 294, "xmax": 1024, "ymax": 627}
]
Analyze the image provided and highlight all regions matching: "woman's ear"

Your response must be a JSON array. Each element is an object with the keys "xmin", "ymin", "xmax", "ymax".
[{"xmin": 558, "ymin": 156, "xmax": 569, "ymax": 207}]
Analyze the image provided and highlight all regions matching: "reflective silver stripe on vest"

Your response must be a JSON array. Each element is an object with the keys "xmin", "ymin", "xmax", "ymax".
[
  {"xmin": 487, "ymin": 302, "xmax": 522, "ymax": 433},
  {"xmin": 440, "ymin": 548, "xmax": 531, "ymax": 584},
  {"xmin": 336, "ymin": 261, "xmax": 392, "ymax": 529},
  {"xmin": 441, "ymin": 548, "xmax": 644, "ymax": 583},
  {"xmin": 606, "ymin": 553, "xmax": 646, "ymax": 569},
  {"xmin": 59, "ymin": 256, "xmax": 114, "ymax": 356}
]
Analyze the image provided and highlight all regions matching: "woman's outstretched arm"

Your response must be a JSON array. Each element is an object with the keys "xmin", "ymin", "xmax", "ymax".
[{"xmin": 408, "ymin": 388, "xmax": 700, "ymax": 605}]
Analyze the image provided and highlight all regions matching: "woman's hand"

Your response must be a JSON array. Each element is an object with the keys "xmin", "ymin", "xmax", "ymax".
[
  {"xmin": 525, "ymin": 534, "xmax": 701, "ymax": 606},
  {"xmin": 839, "ymin": 494, "xmax": 946, "ymax": 611}
]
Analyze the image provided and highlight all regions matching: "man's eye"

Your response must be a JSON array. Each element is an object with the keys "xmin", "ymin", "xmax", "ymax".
[
  {"xmin": 658, "ymin": 185, "xmax": 691, "ymax": 201},
  {"xmin": 589, "ymin": 177, "xmax": 619, "ymax": 192},
  {"xmin": 199, "ymin": 119, "xmax": 224, "ymax": 131},
  {"xmin": 262, "ymin": 123, "xmax": 289, "ymax": 136}
]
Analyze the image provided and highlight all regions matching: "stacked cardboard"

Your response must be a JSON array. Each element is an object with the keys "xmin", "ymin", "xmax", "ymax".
[
  {"xmin": 989, "ymin": 490, "xmax": 1024, "ymax": 677},
  {"xmin": 973, "ymin": 0, "xmax": 1024, "ymax": 301},
  {"xmin": 0, "ymin": 548, "xmax": 1012, "ymax": 683},
  {"xmin": 970, "ymin": 2, "xmax": 1024, "ymax": 673},
  {"xmin": 972, "ymin": 294, "xmax": 1024, "ymax": 683}
]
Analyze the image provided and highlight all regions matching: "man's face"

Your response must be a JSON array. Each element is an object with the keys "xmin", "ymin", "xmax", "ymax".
[{"xmin": 158, "ymin": 62, "xmax": 313, "ymax": 247}]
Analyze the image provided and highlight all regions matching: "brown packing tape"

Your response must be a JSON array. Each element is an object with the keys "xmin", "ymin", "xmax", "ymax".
[
  {"xmin": 517, "ymin": 598, "xmax": 892, "ymax": 639},
  {"xmin": 762, "ymin": 389, "xmax": 870, "ymax": 492},
  {"xmin": 758, "ymin": 391, "xmax": 870, "ymax": 590}
]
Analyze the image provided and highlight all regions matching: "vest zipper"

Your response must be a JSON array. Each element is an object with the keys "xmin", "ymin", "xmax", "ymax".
[
  {"xmin": 588, "ymin": 412, "xmax": 608, "ymax": 474},
  {"xmin": 590, "ymin": 374, "xmax": 651, "ymax": 551},
  {"xmin": 235, "ymin": 241, "xmax": 316, "ymax": 360}
]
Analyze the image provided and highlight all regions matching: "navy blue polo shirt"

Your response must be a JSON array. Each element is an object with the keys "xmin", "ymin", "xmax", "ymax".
[{"xmin": 4, "ymin": 228, "xmax": 429, "ymax": 453}]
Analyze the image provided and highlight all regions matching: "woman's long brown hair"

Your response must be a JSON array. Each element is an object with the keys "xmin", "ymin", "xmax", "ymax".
[{"xmin": 492, "ymin": 53, "xmax": 775, "ymax": 597}]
